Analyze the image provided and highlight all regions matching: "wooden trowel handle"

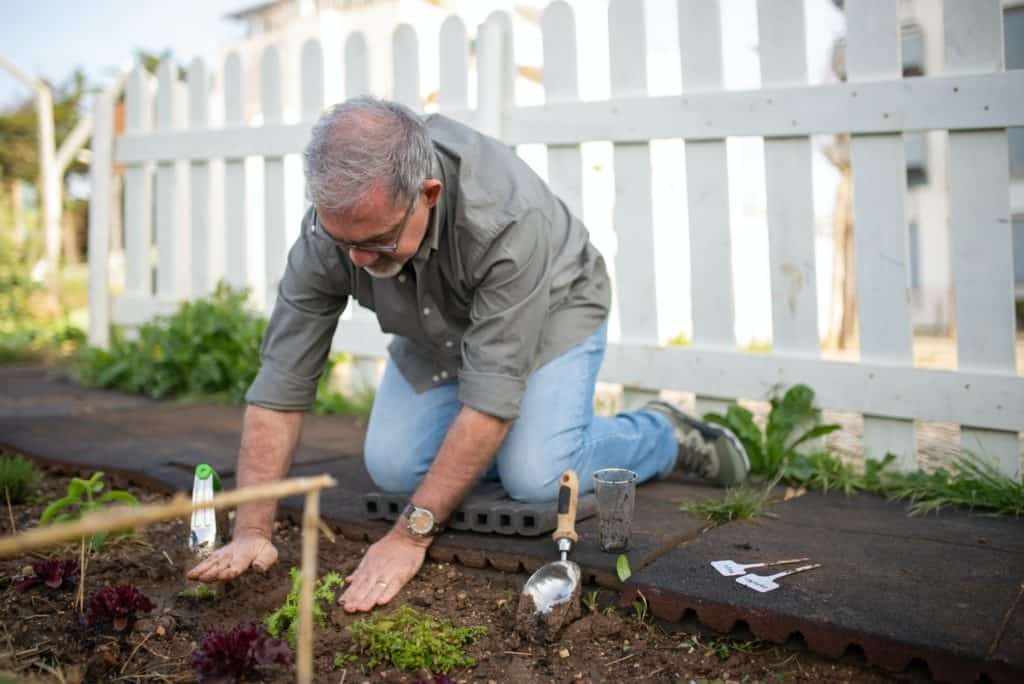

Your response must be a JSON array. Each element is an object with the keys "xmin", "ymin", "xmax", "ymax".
[{"xmin": 552, "ymin": 470, "xmax": 579, "ymax": 544}]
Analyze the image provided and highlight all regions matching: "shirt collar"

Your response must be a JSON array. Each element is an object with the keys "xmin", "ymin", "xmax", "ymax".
[{"xmin": 413, "ymin": 150, "xmax": 446, "ymax": 266}]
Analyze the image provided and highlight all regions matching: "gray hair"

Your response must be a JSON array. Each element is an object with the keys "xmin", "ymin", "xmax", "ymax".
[{"xmin": 303, "ymin": 96, "xmax": 433, "ymax": 212}]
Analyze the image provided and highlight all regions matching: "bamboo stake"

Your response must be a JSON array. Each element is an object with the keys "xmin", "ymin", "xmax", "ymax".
[
  {"xmin": 0, "ymin": 475, "xmax": 337, "ymax": 557},
  {"xmin": 297, "ymin": 490, "xmax": 320, "ymax": 684},
  {"xmin": 4, "ymin": 486, "xmax": 15, "ymax": 534}
]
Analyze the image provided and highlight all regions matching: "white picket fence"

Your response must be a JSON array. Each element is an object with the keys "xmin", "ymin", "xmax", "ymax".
[{"xmin": 87, "ymin": 0, "xmax": 1024, "ymax": 478}]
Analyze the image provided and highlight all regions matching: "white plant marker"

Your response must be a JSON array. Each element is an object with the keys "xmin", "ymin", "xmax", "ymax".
[
  {"xmin": 710, "ymin": 557, "xmax": 810, "ymax": 577},
  {"xmin": 736, "ymin": 563, "xmax": 822, "ymax": 593}
]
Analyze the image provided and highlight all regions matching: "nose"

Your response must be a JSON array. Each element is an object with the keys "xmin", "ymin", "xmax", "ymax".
[{"xmin": 348, "ymin": 248, "xmax": 379, "ymax": 268}]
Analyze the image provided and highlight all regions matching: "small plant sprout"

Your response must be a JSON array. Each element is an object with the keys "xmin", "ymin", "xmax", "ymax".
[
  {"xmin": 345, "ymin": 605, "xmax": 486, "ymax": 673},
  {"xmin": 583, "ymin": 589, "xmax": 600, "ymax": 614},
  {"xmin": 191, "ymin": 621, "xmax": 292, "ymax": 682},
  {"xmin": 40, "ymin": 471, "xmax": 139, "ymax": 551},
  {"xmin": 16, "ymin": 558, "xmax": 80, "ymax": 591},
  {"xmin": 264, "ymin": 567, "xmax": 345, "ymax": 648},
  {"xmin": 83, "ymin": 585, "xmax": 156, "ymax": 632},
  {"xmin": 631, "ymin": 590, "xmax": 649, "ymax": 625}
]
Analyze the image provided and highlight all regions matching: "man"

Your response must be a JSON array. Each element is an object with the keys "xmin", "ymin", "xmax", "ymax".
[{"xmin": 187, "ymin": 97, "xmax": 749, "ymax": 612}]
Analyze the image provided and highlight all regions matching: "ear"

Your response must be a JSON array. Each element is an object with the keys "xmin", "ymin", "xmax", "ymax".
[{"xmin": 422, "ymin": 179, "xmax": 443, "ymax": 208}]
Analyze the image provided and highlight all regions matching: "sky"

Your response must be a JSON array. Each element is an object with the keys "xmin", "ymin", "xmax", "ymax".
[{"xmin": 0, "ymin": 0, "xmax": 248, "ymax": 109}]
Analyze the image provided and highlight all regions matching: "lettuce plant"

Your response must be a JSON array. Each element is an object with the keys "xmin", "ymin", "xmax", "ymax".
[
  {"xmin": 39, "ymin": 471, "xmax": 138, "ymax": 551},
  {"xmin": 16, "ymin": 558, "xmax": 79, "ymax": 590},
  {"xmin": 83, "ymin": 585, "xmax": 155, "ymax": 631},
  {"xmin": 191, "ymin": 621, "xmax": 292, "ymax": 682}
]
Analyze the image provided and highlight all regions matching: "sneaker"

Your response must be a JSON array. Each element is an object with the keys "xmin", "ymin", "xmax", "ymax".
[{"xmin": 644, "ymin": 400, "xmax": 750, "ymax": 487}]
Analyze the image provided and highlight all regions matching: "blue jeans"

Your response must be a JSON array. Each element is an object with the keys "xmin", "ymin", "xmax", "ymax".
[{"xmin": 363, "ymin": 323, "xmax": 678, "ymax": 502}]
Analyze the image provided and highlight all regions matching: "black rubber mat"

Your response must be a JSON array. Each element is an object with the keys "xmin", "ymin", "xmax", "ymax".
[{"xmin": 363, "ymin": 481, "xmax": 597, "ymax": 536}]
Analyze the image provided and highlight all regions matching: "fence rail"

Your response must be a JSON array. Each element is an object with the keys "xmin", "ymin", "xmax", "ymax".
[{"xmin": 88, "ymin": 0, "xmax": 1024, "ymax": 477}]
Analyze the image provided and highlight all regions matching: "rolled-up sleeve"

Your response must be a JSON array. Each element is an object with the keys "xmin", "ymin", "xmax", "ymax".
[
  {"xmin": 458, "ymin": 210, "xmax": 551, "ymax": 420},
  {"xmin": 245, "ymin": 233, "xmax": 349, "ymax": 411}
]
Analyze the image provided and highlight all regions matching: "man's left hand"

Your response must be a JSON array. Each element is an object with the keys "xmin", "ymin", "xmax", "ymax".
[{"xmin": 339, "ymin": 528, "xmax": 429, "ymax": 612}]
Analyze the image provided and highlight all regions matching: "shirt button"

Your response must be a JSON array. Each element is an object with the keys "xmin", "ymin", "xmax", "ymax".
[
  {"xmin": 423, "ymin": 307, "xmax": 431, "ymax": 316},
  {"xmin": 397, "ymin": 274, "xmax": 407, "ymax": 283},
  {"xmin": 445, "ymin": 340, "xmax": 454, "ymax": 348},
  {"xmin": 440, "ymin": 370, "xmax": 449, "ymax": 379},
  {"xmin": 432, "ymin": 374, "xmax": 440, "ymax": 383}
]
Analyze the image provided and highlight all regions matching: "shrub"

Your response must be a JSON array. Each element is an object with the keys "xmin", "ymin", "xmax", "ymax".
[{"xmin": 0, "ymin": 454, "xmax": 39, "ymax": 504}]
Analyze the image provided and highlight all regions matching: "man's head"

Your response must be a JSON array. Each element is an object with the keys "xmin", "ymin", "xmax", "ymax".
[{"xmin": 303, "ymin": 97, "xmax": 442, "ymax": 278}]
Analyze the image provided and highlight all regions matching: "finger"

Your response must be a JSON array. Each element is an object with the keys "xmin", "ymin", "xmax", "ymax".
[
  {"xmin": 342, "ymin": 574, "xmax": 381, "ymax": 613},
  {"xmin": 251, "ymin": 541, "xmax": 278, "ymax": 573},
  {"xmin": 376, "ymin": 577, "xmax": 404, "ymax": 606},
  {"xmin": 354, "ymin": 578, "xmax": 390, "ymax": 612}
]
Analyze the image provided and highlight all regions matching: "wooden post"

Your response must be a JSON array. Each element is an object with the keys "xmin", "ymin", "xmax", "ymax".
[{"xmin": 296, "ymin": 490, "xmax": 320, "ymax": 684}]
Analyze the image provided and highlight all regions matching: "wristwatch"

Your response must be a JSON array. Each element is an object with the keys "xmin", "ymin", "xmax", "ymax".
[{"xmin": 402, "ymin": 503, "xmax": 442, "ymax": 537}]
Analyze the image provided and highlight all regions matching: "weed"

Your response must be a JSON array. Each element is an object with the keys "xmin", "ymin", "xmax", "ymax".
[
  {"xmin": 583, "ymin": 589, "xmax": 600, "ymax": 614},
  {"xmin": 178, "ymin": 583, "xmax": 217, "ymax": 601},
  {"xmin": 0, "ymin": 454, "xmax": 39, "ymax": 504},
  {"xmin": 264, "ymin": 567, "xmax": 345, "ymax": 648},
  {"xmin": 680, "ymin": 474, "xmax": 782, "ymax": 524},
  {"xmin": 333, "ymin": 652, "xmax": 357, "ymax": 669},
  {"xmin": 345, "ymin": 605, "xmax": 486, "ymax": 673},
  {"xmin": 881, "ymin": 454, "xmax": 1024, "ymax": 516},
  {"xmin": 39, "ymin": 471, "xmax": 138, "ymax": 551},
  {"xmin": 631, "ymin": 591, "xmax": 650, "ymax": 625}
]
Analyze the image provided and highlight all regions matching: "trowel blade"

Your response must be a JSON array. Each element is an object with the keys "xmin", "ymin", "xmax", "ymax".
[{"xmin": 522, "ymin": 560, "xmax": 581, "ymax": 614}]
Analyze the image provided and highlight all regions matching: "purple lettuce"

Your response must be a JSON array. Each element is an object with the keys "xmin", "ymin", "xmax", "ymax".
[
  {"xmin": 191, "ymin": 621, "xmax": 292, "ymax": 681},
  {"xmin": 83, "ymin": 585, "xmax": 156, "ymax": 631},
  {"xmin": 16, "ymin": 558, "xmax": 80, "ymax": 590}
]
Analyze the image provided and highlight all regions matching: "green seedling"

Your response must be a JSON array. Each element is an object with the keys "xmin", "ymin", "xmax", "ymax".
[
  {"xmin": 583, "ymin": 589, "xmax": 600, "ymax": 614},
  {"xmin": 39, "ymin": 471, "xmax": 138, "ymax": 551},
  {"xmin": 616, "ymin": 554, "xmax": 631, "ymax": 582},
  {"xmin": 178, "ymin": 583, "xmax": 217, "ymax": 601},
  {"xmin": 345, "ymin": 605, "xmax": 486, "ymax": 673},
  {"xmin": 631, "ymin": 591, "xmax": 649, "ymax": 626},
  {"xmin": 0, "ymin": 454, "xmax": 39, "ymax": 505},
  {"xmin": 333, "ymin": 653, "xmax": 357, "ymax": 669},
  {"xmin": 264, "ymin": 567, "xmax": 345, "ymax": 648}
]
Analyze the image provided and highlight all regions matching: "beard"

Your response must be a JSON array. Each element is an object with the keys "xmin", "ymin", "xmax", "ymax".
[{"xmin": 362, "ymin": 257, "xmax": 405, "ymax": 279}]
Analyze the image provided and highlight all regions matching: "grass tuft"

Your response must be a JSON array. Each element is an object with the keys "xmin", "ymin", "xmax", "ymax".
[
  {"xmin": 0, "ymin": 454, "xmax": 40, "ymax": 504},
  {"xmin": 345, "ymin": 605, "xmax": 486, "ymax": 673}
]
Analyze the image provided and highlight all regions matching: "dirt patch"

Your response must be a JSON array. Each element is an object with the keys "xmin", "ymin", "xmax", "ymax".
[{"xmin": 0, "ymin": 459, "xmax": 903, "ymax": 682}]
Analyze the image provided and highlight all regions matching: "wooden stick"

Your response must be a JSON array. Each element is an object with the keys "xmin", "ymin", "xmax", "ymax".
[
  {"xmin": 297, "ymin": 490, "xmax": 320, "ymax": 684},
  {"xmin": 0, "ymin": 475, "xmax": 337, "ymax": 557}
]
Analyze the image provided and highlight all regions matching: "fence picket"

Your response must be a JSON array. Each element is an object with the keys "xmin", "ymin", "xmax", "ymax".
[
  {"xmin": 155, "ymin": 60, "xmax": 188, "ymax": 301},
  {"xmin": 757, "ymin": 0, "xmax": 820, "ymax": 354},
  {"xmin": 261, "ymin": 45, "xmax": 286, "ymax": 311},
  {"xmin": 393, "ymin": 24, "xmax": 420, "ymax": 111},
  {"xmin": 846, "ymin": 0, "xmax": 917, "ymax": 468},
  {"xmin": 439, "ymin": 16, "xmax": 468, "ymax": 111},
  {"xmin": 944, "ymin": 0, "xmax": 1020, "ymax": 478},
  {"xmin": 301, "ymin": 39, "xmax": 324, "ymax": 120},
  {"xmin": 345, "ymin": 32, "xmax": 370, "ymax": 97},
  {"xmin": 477, "ymin": 12, "xmax": 514, "ymax": 139},
  {"xmin": 223, "ymin": 52, "xmax": 248, "ymax": 289},
  {"xmin": 542, "ymin": 1, "xmax": 583, "ymax": 220},
  {"xmin": 608, "ymin": 0, "xmax": 658, "ymax": 411},
  {"xmin": 188, "ymin": 58, "xmax": 212, "ymax": 297},
  {"xmin": 123, "ymin": 67, "xmax": 154, "ymax": 298},
  {"xmin": 679, "ymin": 0, "xmax": 734, "ymax": 417},
  {"xmin": 87, "ymin": 92, "xmax": 115, "ymax": 348}
]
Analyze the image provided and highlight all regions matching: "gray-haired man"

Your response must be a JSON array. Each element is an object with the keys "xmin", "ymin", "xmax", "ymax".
[{"xmin": 187, "ymin": 97, "xmax": 749, "ymax": 612}]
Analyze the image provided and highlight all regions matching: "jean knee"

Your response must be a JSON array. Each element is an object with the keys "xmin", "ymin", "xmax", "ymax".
[
  {"xmin": 497, "ymin": 437, "xmax": 575, "ymax": 503},
  {"xmin": 364, "ymin": 432, "xmax": 423, "ymax": 493}
]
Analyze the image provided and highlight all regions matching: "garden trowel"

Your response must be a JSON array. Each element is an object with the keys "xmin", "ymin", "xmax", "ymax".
[
  {"xmin": 516, "ymin": 470, "xmax": 582, "ymax": 642},
  {"xmin": 189, "ymin": 463, "xmax": 227, "ymax": 556}
]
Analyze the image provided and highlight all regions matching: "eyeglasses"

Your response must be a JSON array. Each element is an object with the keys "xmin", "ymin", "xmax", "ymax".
[{"xmin": 311, "ymin": 192, "xmax": 418, "ymax": 253}]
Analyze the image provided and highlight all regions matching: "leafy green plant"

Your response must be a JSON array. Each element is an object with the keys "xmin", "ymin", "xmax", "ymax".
[
  {"xmin": 0, "ymin": 454, "xmax": 39, "ymax": 504},
  {"xmin": 345, "ymin": 606, "xmax": 486, "ymax": 673},
  {"xmin": 39, "ymin": 471, "xmax": 138, "ymax": 550},
  {"xmin": 582, "ymin": 589, "xmax": 600, "ymax": 614},
  {"xmin": 704, "ymin": 384, "xmax": 839, "ymax": 477},
  {"xmin": 264, "ymin": 567, "xmax": 346, "ymax": 648},
  {"xmin": 74, "ymin": 284, "xmax": 267, "ymax": 403},
  {"xmin": 782, "ymin": 452, "xmax": 894, "ymax": 494}
]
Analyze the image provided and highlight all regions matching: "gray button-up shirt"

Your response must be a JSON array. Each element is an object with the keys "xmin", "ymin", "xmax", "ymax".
[{"xmin": 245, "ymin": 114, "xmax": 611, "ymax": 420}]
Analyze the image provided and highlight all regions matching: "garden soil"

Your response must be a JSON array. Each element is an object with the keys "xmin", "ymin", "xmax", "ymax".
[{"xmin": 0, "ymin": 460, "xmax": 908, "ymax": 683}]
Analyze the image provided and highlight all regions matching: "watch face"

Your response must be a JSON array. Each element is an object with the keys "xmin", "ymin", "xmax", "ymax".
[{"xmin": 408, "ymin": 508, "xmax": 434, "ymax": 535}]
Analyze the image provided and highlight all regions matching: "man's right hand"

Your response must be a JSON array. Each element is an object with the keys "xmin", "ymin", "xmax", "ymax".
[{"xmin": 186, "ymin": 531, "xmax": 279, "ymax": 582}]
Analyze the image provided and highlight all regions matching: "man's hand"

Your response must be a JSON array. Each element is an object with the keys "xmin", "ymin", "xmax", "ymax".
[
  {"xmin": 186, "ymin": 531, "xmax": 279, "ymax": 582},
  {"xmin": 338, "ymin": 529, "xmax": 429, "ymax": 612}
]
